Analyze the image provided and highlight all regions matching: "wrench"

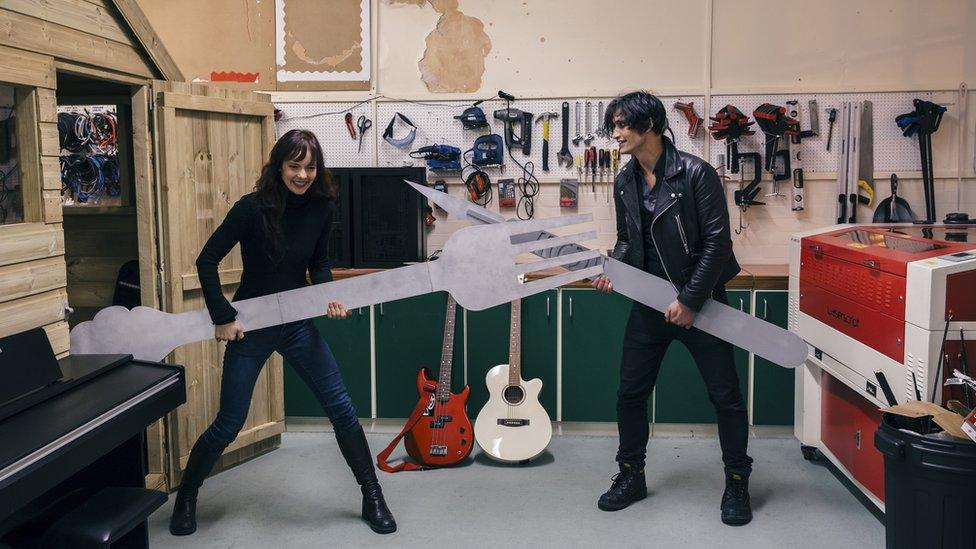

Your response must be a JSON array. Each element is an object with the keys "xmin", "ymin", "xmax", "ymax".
[
  {"xmin": 572, "ymin": 101, "xmax": 582, "ymax": 146},
  {"xmin": 557, "ymin": 101, "xmax": 574, "ymax": 167},
  {"xmin": 584, "ymin": 101, "xmax": 594, "ymax": 145},
  {"xmin": 596, "ymin": 101, "xmax": 605, "ymax": 138}
]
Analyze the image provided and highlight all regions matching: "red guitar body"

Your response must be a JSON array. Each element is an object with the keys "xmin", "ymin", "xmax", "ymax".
[{"xmin": 403, "ymin": 367, "xmax": 473, "ymax": 468}]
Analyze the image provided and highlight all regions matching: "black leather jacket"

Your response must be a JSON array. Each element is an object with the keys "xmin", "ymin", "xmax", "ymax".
[{"xmin": 610, "ymin": 138, "xmax": 740, "ymax": 312}]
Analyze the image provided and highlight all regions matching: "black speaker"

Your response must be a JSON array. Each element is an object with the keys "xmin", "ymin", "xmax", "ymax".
[
  {"xmin": 326, "ymin": 170, "xmax": 352, "ymax": 268},
  {"xmin": 330, "ymin": 167, "xmax": 427, "ymax": 268}
]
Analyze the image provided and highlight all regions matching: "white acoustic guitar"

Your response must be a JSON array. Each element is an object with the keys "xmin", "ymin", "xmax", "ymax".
[{"xmin": 474, "ymin": 299, "xmax": 553, "ymax": 463}]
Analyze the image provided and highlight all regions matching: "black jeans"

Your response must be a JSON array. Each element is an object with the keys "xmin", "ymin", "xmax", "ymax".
[
  {"xmin": 197, "ymin": 319, "xmax": 360, "ymax": 452},
  {"xmin": 615, "ymin": 287, "xmax": 753, "ymax": 476}
]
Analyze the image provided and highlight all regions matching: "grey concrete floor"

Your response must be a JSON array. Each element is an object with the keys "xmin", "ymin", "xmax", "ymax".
[{"xmin": 148, "ymin": 432, "xmax": 884, "ymax": 549}]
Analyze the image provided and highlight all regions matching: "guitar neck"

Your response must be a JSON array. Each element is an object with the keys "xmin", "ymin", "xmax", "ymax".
[
  {"xmin": 508, "ymin": 299, "xmax": 521, "ymax": 386},
  {"xmin": 437, "ymin": 295, "xmax": 458, "ymax": 401}
]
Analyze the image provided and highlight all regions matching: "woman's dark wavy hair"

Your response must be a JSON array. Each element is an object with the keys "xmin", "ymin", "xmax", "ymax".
[
  {"xmin": 602, "ymin": 91, "xmax": 675, "ymax": 142},
  {"xmin": 254, "ymin": 129, "xmax": 336, "ymax": 261}
]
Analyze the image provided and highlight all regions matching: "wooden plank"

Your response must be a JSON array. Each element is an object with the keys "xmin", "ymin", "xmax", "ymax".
[
  {"xmin": 0, "ymin": 288, "xmax": 67, "ymax": 339},
  {"xmin": 0, "ymin": 255, "xmax": 67, "ymax": 304},
  {"xmin": 158, "ymin": 92, "xmax": 274, "ymax": 117},
  {"xmin": 145, "ymin": 417, "xmax": 169, "ymax": 490},
  {"xmin": 39, "ymin": 122, "xmax": 59, "ymax": 157},
  {"xmin": 65, "ymin": 255, "xmax": 129, "ymax": 282},
  {"xmin": 145, "ymin": 473, "xmax": 165, "ymax": 492},
  {"xmin": 0, "ymin": 223, "xmax": 64, "ymax": 267},
  {"xmin": 132, "ymin": 86, "xmax": 159, "ymax": 309},
  {"xmin": 0, "ymin": 43, "xmax": 54, "ymax": 88},
  {"xmin": 62, "ymin": 230, "xmax": 137, "ymax": 257},
  {"xmin": 0, "ymin": 8, "xmax": 153, "ymax": 78},
  {"xmin": 111, "ymin": 0, "xmax": 182, "ymax": 80},
  {"xmin": 41, "ymin": 156, "xmax": 60, "ymax": 190},
  {"xmin": 43, "ymin": 190, "xmax": 62, "ymax": 223},
  {"xmin": 14, "ymin": 87, "xmax": 42, "ymax": 223},
  {"xmin": 268, "ymin": 354, "xmax": 284, "ymax": 422},
  {"xmin": 178, "ymin": 421, "xmax": 285, "ymax": 469},
  {"xmin": 54, "ymin": 60, "xmax": 148, "ymax": 86},
  {"xmin": 36, "ymin": 88, "xmax": 57, "ymax": 123},
  {"xmin": 43, "ymin": 320, "xmax": 70, "ymax": 355},
  {"xmin": 66, "ymin": 281, "xmax": 115, "ymax": 307},
  {"xmin": 181, "ymin": 268, "xmax": 242, "ymax": 291},
  {"xmin": 0, "ymin": 0, "xmax": 131, "ymax": 44}
]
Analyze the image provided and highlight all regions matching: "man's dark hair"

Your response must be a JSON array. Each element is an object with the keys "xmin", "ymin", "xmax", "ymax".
[{"xmin": 602, "ymin": 91, "xmax": 672, "ymax": 140}]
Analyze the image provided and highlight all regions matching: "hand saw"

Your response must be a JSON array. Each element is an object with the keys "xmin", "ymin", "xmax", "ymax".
[{"xmin": 406, "ymin": 181, "xmax": 808, "ymax": 369}]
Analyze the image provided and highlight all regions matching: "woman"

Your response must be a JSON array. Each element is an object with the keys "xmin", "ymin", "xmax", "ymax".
[{"xmin": 169, "ymin": 129, "xmax": 396, "ymax": 536}]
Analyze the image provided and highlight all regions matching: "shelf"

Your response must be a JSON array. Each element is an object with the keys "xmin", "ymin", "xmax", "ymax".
[{"xmin": 62, "ymin": 205, "xmax": 135, "ymax": 216}]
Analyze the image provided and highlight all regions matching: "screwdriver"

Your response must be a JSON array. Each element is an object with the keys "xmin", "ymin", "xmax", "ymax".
[
  {"xmin": 588, "ymin": 146, "xmax": 597, "ymax": 192},
  {"xmin": 826, "ymin": 108, "xmax": 837, "ymax": 151}
]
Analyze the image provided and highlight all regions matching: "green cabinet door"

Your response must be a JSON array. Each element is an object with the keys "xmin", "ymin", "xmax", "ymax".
[
  {"xmin": 752, "ymin": 290, "xmax": 794, "ymax": 425},
  {"xmin": 374, "ymin": 292, "xmax": 465, "ymax": 418},
  {"xmin": 283, "ymin": 308, "xmax": 372, "ymax": 418},
  {"xmin": 466, "ymin": 301, "xmax": 511, "ymax": 418},
  {"xmin": 561, "ymin": 289, "xmax": 632, "ymax": 422},
  {"xmin": 654, "ymin": 289, "xmax": 751, "ymax": 423},
  {"xmin": 466, "ymin": 291, "xmax": 558, "ymax": 420}
]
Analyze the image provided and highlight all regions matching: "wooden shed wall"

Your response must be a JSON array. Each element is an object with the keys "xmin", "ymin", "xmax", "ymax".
[{"xmin": 0, "ymin": 0, "xmax": 160, "ymax": 354}]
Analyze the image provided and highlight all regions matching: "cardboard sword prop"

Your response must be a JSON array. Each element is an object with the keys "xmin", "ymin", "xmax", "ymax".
[
  {"xmin": 70, "ymin": 215, "xmax": 602, "ymax": 362},
  {"xmin": 407, "ymin": 181, "xmax": 808, "ymax": 369}
]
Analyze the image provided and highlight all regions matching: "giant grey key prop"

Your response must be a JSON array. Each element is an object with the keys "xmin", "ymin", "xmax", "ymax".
[
  {"xmin": 408, "ymin": 180, "xmax": 808, "ymax": 369},
  {"xmin": 70, "ymin": 215, "xmax": 603, "ymax": 362}
]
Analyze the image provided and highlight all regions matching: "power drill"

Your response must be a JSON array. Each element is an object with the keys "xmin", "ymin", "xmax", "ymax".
[{"xmin": 493, "ymin": 107, "xmax": 533, "ymax": 155}]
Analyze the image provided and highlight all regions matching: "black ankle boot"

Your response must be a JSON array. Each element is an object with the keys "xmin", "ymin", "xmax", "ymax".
[
  {"xmin": 169, "ymin": 438, "xmax": 224, "ymax": 536},
  {"xmin": 168, "ymin": 490, "xmax": 198, "ymax": 536},
  {"xmin": 598, "ymin": 463, "xmax": 647, "ymax": 511},
  {"xmin": 721, "ymin": 472, "xmax": 752, "ymax": 526},
  {"xmin": 335, "ymin": 427, "xmax": 397, "ymax": 534}
]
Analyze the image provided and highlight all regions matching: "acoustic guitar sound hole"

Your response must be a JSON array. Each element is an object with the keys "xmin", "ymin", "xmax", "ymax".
[{"xmin": 503, "ymin": 385, "xmax": 525, "ymax": 405}]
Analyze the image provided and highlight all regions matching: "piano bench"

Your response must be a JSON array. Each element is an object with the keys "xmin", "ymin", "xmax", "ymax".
[{"xmin": 39, "ymin": 487, "xmax": 166, "ymax": 548}]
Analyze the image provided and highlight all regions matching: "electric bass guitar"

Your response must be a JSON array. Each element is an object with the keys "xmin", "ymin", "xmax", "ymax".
[
  {"xmin": 474, "ymin": 299, "xmax": 553, "ymax": 463},
  {"xmin": 402, "ymin": 294, "xmax": 473, "ymax": 468}
]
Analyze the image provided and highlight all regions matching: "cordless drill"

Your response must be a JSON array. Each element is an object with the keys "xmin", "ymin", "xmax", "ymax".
[{"xmin": 493, "ymin": 107, "xmax": 533, "ymax": 155}]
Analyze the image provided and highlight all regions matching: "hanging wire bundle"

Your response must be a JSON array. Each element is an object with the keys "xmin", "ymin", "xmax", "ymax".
[{"xmin": 58, "ymin": 108, "xmax": 119, "ymax": 204}]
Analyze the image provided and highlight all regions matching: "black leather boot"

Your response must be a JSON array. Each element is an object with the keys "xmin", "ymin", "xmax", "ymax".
[
  {"xmin": 721, "ymin": 472, "xmax": 753, "ymax": 526},
  {"xmin": 598, "ymin": 463, "xmax": 647, "ymax": 511},
  {"xmin": 169, "ymin": 438, "xmax": 224, "ymax": 536},
  {"xmin": 335, "ymin": 427, "xmax": 397, "ymax": 534}
]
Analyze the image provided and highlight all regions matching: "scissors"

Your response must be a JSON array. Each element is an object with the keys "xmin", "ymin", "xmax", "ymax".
[{"xmin": 356, "ymin": 115, "xmax": 372, "ymax": 153}]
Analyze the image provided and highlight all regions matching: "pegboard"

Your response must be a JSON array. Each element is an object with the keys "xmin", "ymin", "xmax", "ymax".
[
  {"xmin": 275, "ymin": 102, "xmax": 375, "ymax": 167},
  {"xmin": 274, "ymin": 96, "xmax": 708, "ymax": 179},
  {"xmin": 375, "ymin": 96, "xmax": 706, "ymax": 180},
  {"xmin": 708, "ymin": 92, "xmax": 940, "ymax": 173}
]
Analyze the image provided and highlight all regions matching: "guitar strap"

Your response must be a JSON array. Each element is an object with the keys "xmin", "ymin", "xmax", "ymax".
[{"xmin": 376, "ymin": 380, "xmax": 437, "ymax": 473}]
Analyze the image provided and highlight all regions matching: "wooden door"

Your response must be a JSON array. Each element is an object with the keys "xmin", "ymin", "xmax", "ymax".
[{"xmin": 149, "ymin": 80, "xmax": 279, "ymax": 484}]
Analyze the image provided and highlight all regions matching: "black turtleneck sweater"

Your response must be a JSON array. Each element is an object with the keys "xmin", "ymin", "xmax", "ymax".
[{"xmin": 196, "ymin": 191, "xmax": 336, "ymax": 325}]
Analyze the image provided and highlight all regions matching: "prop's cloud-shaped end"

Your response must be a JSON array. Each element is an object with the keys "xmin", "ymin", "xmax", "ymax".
[{"xmin": 69, "ymin": 306, "xmax": 177, "ymax": 362}]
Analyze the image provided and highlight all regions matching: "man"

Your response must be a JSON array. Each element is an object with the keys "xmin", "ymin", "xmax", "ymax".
[{"xmin": 591, "ymin": 91, "xmax": 753, "ymax": 526}]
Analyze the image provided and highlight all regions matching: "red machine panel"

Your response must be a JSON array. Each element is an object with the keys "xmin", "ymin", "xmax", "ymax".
[
  {"xmin": 800, "ymin": 246, "xmax": 906, "ymax": 320},
  {"xmin": 946, "ymin": 270, "xmax": 976, "ymax": 321},
  {"xmin": 802, "ymin": 226, "xmax": 973, "ymax": 278},
  {"xmin": 821, "ymin": 373, "xmax": 885, "ymax": 501},
  {"xmin": 800, "ymin": 279, "xmax": 905, "ymax": 362}
]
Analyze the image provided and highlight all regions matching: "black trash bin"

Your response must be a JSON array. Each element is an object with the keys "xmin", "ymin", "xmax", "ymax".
[{"xmin": 875, "ymin": 412, "xmax": 976, "ymax": 549}]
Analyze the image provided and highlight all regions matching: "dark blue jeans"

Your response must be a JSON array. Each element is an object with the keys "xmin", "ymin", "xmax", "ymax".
[
  {"xmin": 197, "ymin": 319, "xmax": 361, "ymax": 452},
  {"xmin": 615, "ymin": 287, "xmax": 753, "ymax": 476}
]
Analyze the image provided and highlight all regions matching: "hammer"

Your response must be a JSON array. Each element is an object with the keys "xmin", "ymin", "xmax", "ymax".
[{"xmin": 535, "ymin": 111, "xmax": 558, "ymax": 172}]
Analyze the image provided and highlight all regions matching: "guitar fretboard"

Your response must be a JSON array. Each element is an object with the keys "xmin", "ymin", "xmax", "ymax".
[
  {"xmin": 508, "ymin": 299, "xmax": 521, "ymax": 386},
  {"xmin": 437, "ymin": 295, "xmax": 458, "ymax": 401}
]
